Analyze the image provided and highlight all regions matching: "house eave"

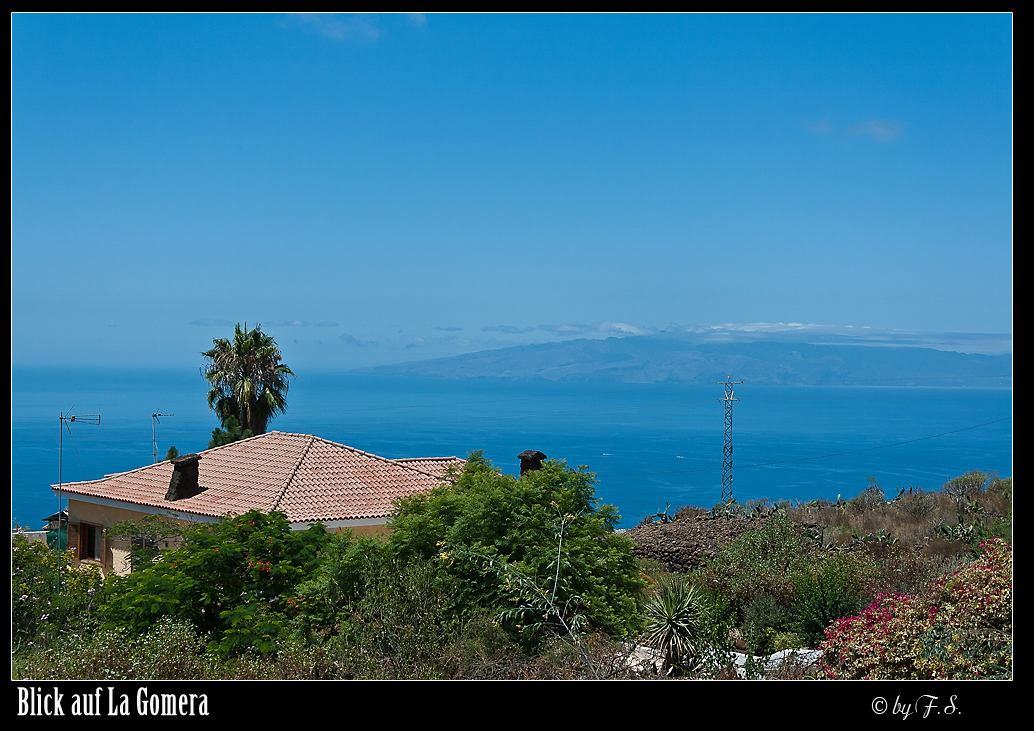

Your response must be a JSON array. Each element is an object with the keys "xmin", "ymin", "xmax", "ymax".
[
  {"xmin": 56, "ymin": 491, "xmax": 223, "ymax": 524},
  {"xmin": 57, "ymin": 490, "xmax": 392, "ymax": 531}
]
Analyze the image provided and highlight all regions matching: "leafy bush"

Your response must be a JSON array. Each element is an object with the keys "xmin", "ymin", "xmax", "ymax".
[
  {"xmin": 820, "ymin": 538, "xmax": 1012, "ymax": 679},
  {"xmin": 771, "ymin": 631, "xmax": 807, "ymax": 652},
  {"xmin": 693, "ymin": 585, "xmax": 737, "ymax": 652},
  {"xmin": 741, "ymin": 592, "xmax": 791, "ymax": 655},
  {"xmin": 942, "ymin": 470, "xmax": 990, "ymax": 508},
  {"xmin": 690, "ymin": 515, "xmax": 816, "ymax": 607},
  {"xmin": 15, "ymin": 617, "xmax": 214, "ymax": 680},
  {"xmin": 292, "ymin": 530, "xmax": 391, "ymax": 642},
  {"xmin": 15, "ymin": 616, "xmax": 340, "ymax": 680},
  {"xmin": 387, "ymin": 452, "xmax": 645, "ymax": 644},
  {"xmin": 988, "ymin": 476, "xmax": 1011, "ymax": 499},
  {"xmin": 106, "ymin": 513, "xmax": 185, "ymax": 572},
  {"xmin": 12, "ymin": 535, "xmax": 104, "ymax": 651},
  {"xmin": 849, "ymin": 477, "xmax": 886, "ymax": 512},
  {"xmin": 792, "ymin": 553, "xmax": 865, "ymax": 647},
  {"xmin": 100, "ymin": 510, "xmax": 329, "ymax": 657},
  {"xmin": 975, "ymin": 512, "xmax": 1012, "ymax": 545},
  {"xmin": 332, "ymin": 555, "xmax": 462, "ymax": 679}
]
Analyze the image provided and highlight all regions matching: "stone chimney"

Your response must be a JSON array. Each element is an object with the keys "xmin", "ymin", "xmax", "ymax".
[
  {"xmin": 517, "ymin": 450, "xmax": 547, "ymax": 476},
  {"xmin": 165, "ymin": 453, "xmax": 203, "ymax": 501}
]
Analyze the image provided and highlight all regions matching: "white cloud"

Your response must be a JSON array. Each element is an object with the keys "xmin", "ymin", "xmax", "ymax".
[
  {"xmin": 482, "ymin": 325, "xmax": 536, "ymax": 334},
  {"xmin": 187, "ymin": 319, "xmax": 234, "ymax": 327},
  {"xmin": 291, "ymin": 13, "xmax": 380, "ymax": 42},
  {"xmin": 805, "ymin": 117, "xmax": 904, "ymax": 143},
  {"xmin": 848, "ymin": 119, "xmax": 903, "ymax": 142}
]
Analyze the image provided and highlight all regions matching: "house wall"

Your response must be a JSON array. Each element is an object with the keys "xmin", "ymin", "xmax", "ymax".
[
  {"xmin": 335, "ymin": 524, "xmax": 393, "ymax": 538},
  {"xmin": 64, "ymin": 498, "xmax": 397, "ymax": 572},
  {"xmin": 65, "ymin": 500, "xmax": 190, "ymax": 576}
]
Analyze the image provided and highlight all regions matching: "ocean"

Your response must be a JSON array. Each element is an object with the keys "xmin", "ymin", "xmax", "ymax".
[{"xmin": 11, "ymin": 366, "xmax": 1013, "ymax": 530}]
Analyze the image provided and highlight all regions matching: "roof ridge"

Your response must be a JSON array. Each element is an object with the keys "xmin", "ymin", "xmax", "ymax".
[
  {"xmin": 393, "ymin": 456, "xmax": 462, "ymax": 461},
  {"xmin": 271, "ymin": 434, "xmax": 316, "ymax": 513},
  {"xmin": 303, "ymin": 433, "xmax": 447, "ymax": 476}
]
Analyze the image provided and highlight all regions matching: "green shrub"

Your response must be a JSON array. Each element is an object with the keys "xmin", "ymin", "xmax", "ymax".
[
  {"xmin": 692, "ymin": 515, "xmax": 816, "ymax": 607},
  {"xmin": 942, "ymin": 470, "xmax": 990, "ymax": 508},
  {"xmin": 636, "ymin": 557, "xmax": 670, "ymax": 585},
  {"xmin": 988, "ymin": 476, "xmax": 1012, "ymax": 499},
  {"xmin": 15, "ymin": 617, "xmax": 213, "ymax": 680},
  {"xmin": 820, "ymin": 537, "xmax": 1012, "ymax": 679},
  {"xmin": 106, "ymin": 514, "xmax": 184, "ymax": 572},
  {"xmin": 332, "ymin": 556, "xmax": 462, "ymax": 679},
  {"xmin": 12, "ymin": 535, "xmax": 104, "ymax": 651},
  {"xmin": 292, "ymin": 530, "xmax": 391, "ymax": 642},
  {"xmin": 976, "ymin": 510, "xmax": 1012, "ymax": 545},
  {"xmin": 849, "ymin": 477, "xmax": 886, "ymax": 512},
  {"xmin": 14, "ymin": 616, "xmax": 341, "ymax": 680},
  {"xmin": 388, "ymin": 452, "xmax": 645, "ymax": 644},
  {"xmin": 693, "ymin": 585, "xmax": 737, "ymax": 651},
  {"xmin": 792, "ymin": 553, "xmax": 865, "ymax": 647},
  {"xmin": 100, "ymin": 510, "xmax": 329, "ymax": 657},
  {"xmin": 741, "ymin": 592, "xmax": 791, "ymax": 655},
  {"xmin": 771, "ymin": 631, "xmax": 807, "ymax": 652}
]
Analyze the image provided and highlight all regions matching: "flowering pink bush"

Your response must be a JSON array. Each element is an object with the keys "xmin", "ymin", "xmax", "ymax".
[{"xmin": 820, "ymin": 538, "xmax": 1011, "ymax": 679}]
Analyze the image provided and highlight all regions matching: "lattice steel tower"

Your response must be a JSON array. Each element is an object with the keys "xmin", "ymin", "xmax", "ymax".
[{"xmin": 716, "ymin": 376, "xmax": 742, "ymax": 505}]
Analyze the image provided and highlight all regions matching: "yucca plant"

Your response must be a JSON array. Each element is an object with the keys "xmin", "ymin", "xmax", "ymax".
[{"xmin": 643, "ymin": 576, "xmax": 705, "ymax": 674}]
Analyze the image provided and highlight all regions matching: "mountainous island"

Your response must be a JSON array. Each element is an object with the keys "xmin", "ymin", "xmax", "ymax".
[{"xmin": 365, "ymin": 335, "xmax": 1012, "ymax": 386}]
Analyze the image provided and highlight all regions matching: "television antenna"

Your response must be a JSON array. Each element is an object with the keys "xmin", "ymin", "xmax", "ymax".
[
  {"xmin": 151, "ymin": 412, "xmax": 174, "ymax": 463},
  {"xmin": 57, "ymin": 405, "xmax": 100, "ymax": 563}
]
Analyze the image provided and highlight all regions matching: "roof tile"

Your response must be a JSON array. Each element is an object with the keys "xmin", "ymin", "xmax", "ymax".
[{"xmin": 56, "ymin": 432, "xmax": 465, "ymax": 523}]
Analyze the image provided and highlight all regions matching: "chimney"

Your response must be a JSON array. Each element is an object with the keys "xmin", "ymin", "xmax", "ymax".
[
  {"xmin": 517, "ymin": 450, "xmax": 547, "ymax": 476},
  {"xmin": 166, "ymin": 453, "xmax": 203, "ymax": 501}
]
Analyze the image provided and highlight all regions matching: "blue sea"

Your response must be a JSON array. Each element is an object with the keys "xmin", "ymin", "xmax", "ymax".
[{"xmin": 11, "ymin": 366, "xmax": 1013, "ymax": 530}]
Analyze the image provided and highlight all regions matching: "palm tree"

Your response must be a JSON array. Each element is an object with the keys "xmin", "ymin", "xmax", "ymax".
[{"xmin": 201, "ymin": 322, "xmax": 296, "ymax": 437}]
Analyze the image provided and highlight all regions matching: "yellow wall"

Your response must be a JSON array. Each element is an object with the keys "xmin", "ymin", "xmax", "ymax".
[
  {"xmin": 64, "ymin": 500, "xmax": 397, "ymax": 572},
  {"xmin": 335, "ymin": 524, "xmax": 393, "ymax": 539},
  {"xmin": 65, "ymin": 500, "xmax": 196, "ymax": 576}
]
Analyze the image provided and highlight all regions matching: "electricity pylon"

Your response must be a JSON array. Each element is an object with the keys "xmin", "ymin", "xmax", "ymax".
[{"xmin": 716, "ymin": 376, "xmax": 742, "ymax": 506}]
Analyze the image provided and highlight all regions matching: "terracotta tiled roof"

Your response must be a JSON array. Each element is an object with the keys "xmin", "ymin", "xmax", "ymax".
[
  {"xmin": 391, "ymin": 457, "xmax": 466, "ymax": 482},
  {"xmin": 55, "ymin": 432, "xmax": 464, "ymax": 524}
]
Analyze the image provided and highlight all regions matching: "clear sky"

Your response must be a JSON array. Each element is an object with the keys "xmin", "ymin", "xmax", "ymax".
[{"xmin": 12, "ymin": 13, "xmax": 1013, "ymax": 370}]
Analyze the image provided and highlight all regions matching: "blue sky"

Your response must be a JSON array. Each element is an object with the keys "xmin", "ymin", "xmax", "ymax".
[{"xmin": 12, "ymin": 13, "xmax": 1013, "ymax": 369}]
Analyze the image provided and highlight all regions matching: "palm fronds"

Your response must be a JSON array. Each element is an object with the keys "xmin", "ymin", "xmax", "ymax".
[{"xmin": 201, "ymin": 322, "xmax": 295, "ymax": 435}]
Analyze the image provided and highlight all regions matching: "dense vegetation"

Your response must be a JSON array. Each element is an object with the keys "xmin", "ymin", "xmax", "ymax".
[{"xmin": 12, "ymin": 463, "xmax": 1011, "ymax": 680}]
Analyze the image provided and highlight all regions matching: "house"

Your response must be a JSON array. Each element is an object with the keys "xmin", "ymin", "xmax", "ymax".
[{"xmin": 52, "ymin": 431, "xmax": 465, "ymax": 575}]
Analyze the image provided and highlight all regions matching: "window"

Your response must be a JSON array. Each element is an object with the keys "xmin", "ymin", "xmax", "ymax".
[{"xmin": 79, "ymin": 522, "xmax": 102, "ymax": 561}]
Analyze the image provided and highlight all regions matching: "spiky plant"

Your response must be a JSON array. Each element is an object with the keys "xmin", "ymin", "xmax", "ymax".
[{"xmin": 643, "ymin": 576, "xmax": 705, "ymax": 674}]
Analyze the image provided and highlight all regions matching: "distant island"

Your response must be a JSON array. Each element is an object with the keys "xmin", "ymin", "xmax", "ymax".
[{"xmin": 363, "ymin": 335, "xmax": 1012, "ymax": 386}]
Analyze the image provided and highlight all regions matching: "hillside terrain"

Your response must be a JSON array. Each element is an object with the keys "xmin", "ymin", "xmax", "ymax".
[{"xmin": 366, "ymin": 336, "xmax": 1012, "ymax": 385}]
